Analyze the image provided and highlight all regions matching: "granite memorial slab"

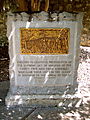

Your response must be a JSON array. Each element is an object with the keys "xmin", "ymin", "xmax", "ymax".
[{"xmin": 5, "ymin": 12, "xmax": 83, "ymax": 106}]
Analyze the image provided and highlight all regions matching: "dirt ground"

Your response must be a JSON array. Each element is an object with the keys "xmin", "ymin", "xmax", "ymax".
[{"xmin": 0, "ymin": 46, "xmax": 9, "ymax": 81}]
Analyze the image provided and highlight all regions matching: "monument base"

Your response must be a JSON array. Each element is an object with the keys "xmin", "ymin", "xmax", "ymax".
[
  {"xmin": 5, "ymin": 94, "xmax": 80, "ymax": 107},
  {"xmin": 5, "ymin": 85, "xmax": 79, "ymax": 107}
]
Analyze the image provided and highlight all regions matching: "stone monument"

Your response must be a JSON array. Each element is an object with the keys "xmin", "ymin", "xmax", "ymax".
[{"xmin": 6, "ymin": 12, "xmax": 83, "ymax": 106}]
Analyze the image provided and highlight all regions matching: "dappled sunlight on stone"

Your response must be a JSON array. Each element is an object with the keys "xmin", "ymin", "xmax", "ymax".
[
  {"xmin": 0, "ymin": 99, "xmax": 2, "ymax": 102},
  {"xmin": 8, "ymin": 112, "xmax": 11, "ymax": 115},
  {"xmin": 49, "ymin": 95, "xmax": 53, "ymax": 99},
  {"xmin": 58, "ymin": 102, "xmax": 63, "ymax": 107},
  {"xmin": 37, "ymin": 114, "xmax": 43, "ymax": 119},
  {"xmin": 75, "ymin": 99, "xmax": 83, "ymax": 108}
]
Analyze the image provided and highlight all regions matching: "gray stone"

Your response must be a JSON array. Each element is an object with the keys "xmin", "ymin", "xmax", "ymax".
[{"xmin": 6, "ymin": 12, "xmax": 83, "ymax": 107}]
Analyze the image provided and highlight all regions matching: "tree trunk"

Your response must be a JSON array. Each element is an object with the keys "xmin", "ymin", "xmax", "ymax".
[
  {"xmin": 16, "ymin": 0, "xmax": 28, "ymax": 11},
  {"xmin": 45, "ymin": 0, "xmax": 49, "ymax": 11},
  {"xmin": 31, "ymin": 0, "xmax": 41, "ymax": 11},
  {"xmin": 0, "ymin": 0, "xmax": 4, "ymax": 11}
]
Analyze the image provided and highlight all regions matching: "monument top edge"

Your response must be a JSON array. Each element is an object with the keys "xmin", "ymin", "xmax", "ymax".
[{"xmin": 7, "ymin": 11, "xmax": 83, "ymax": 22}]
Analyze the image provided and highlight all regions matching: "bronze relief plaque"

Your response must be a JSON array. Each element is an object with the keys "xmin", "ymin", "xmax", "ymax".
[{"xmin": 20, "ymin": 28, "xmax": 70, "ymax": 54}]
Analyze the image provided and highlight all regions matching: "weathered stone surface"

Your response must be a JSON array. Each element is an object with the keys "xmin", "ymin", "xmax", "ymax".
[{"xmin": 5, "ymin": 12, "xmax": 81, "ymax": 106}]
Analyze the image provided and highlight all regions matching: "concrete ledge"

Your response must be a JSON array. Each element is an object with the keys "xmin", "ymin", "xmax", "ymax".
[{"xmin": 5, "ymin": 94, "xmax": 80, "ymax": 107}]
